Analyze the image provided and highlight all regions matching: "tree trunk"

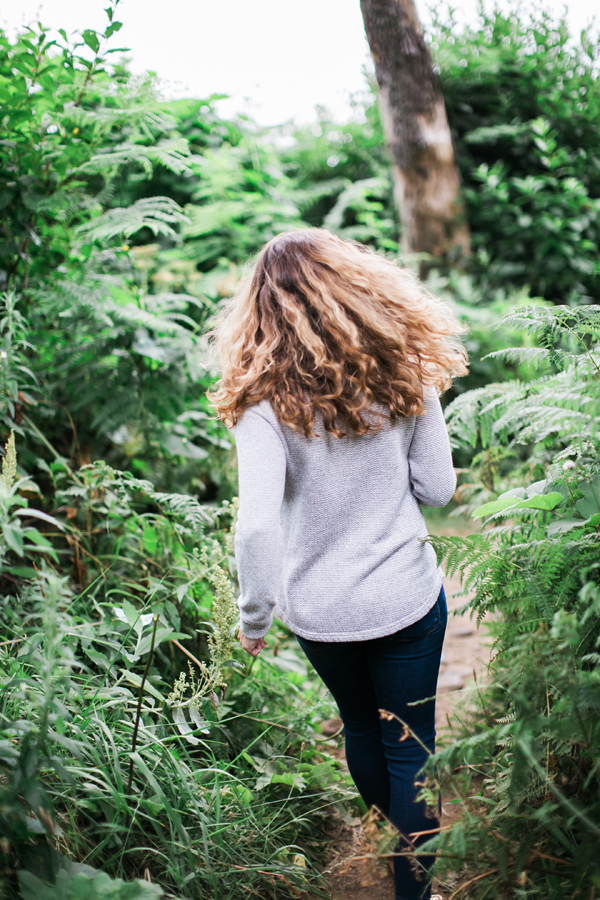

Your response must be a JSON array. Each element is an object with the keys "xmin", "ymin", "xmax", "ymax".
[{"xmin": 360, "ymin": 0, "xmax": 470, "ymax": 264}]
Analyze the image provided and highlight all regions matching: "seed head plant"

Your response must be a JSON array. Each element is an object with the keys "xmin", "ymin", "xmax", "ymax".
[{"xmin": 1, "ymin": 432, "xmax": 17, "ymax": 490}]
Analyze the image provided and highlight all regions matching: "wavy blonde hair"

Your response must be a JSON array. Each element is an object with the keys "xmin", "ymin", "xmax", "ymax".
[{"xmin": 208, "ymin": 229, "xmax": 468, "ymax": 437}]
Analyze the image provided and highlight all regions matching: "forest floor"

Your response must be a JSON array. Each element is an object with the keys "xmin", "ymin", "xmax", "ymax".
[{"xmin": 321, "ymin": 516, "xmax": 490, "ymax": 900}]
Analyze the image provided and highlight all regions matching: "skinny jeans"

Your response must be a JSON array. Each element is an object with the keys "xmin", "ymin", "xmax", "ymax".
[{"xmin": 296, "ymin": 587, "xmax": 447, "ymax": 900}]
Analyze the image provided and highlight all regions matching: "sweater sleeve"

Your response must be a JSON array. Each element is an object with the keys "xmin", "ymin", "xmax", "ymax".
[
  {"xmin": 408, "ymin": 386, "xmax": 457, "ymax": 508},
  {"xmin": 233, "ymin": 407, "xmax": 286, "ymax": 639}
]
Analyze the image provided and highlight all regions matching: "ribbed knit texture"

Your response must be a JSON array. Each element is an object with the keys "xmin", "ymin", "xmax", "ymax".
[{"xmin": 233, "ymin": 387, "xmax": 456, "ymax": 642}]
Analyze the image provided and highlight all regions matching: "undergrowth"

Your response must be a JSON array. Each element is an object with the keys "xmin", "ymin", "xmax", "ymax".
[
  {"xmin": 0, "ymin": 443, "xmax": 352, "ymax": 899},
  {"xmin": 421, "ymin": 305, "xmax": 600, "ymax": 899}
]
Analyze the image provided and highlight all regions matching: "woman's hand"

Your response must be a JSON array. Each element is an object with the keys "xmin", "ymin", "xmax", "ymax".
[{"xmin": 238, "ymin": 628, "xmax": 266, "ymax": 657}]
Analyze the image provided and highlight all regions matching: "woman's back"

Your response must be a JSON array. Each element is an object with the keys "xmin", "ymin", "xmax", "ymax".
[{"xmin": 234, "ymin": 386, "xmax": 456, "ymax": 641}]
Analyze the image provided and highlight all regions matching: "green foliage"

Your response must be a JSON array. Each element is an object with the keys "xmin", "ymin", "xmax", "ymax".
[
  {"xmin": 0, "ymin": 9, "xmax": 235, "ymax": 499},
  {"xmin": 4, "ymin": 2, "xmax": 600, "ymax": 897},
  {"xmin": 280, "ymin": 98, "xmax": 398, "ymax": 249},
  {"xmin": 0, "ymin": 7, "xmax": 189, "ymax": 291},
  {"xmin": 431, "ymin": 6, "xmax": 600, "ymax": 302},
  {"xmin": 19, "ymin": 867, "xmax": 163, "ymax": 900},
  {"xmin": 0, "ymin": 443, "xmax": 348, "ymax": 899},
  {"xmin": 425, "ymin": 305, "xmax": 600, "ymax": 898},
  {"xmin": 0, "ymin": 292, "xmax": 37, "ymax": 435}
]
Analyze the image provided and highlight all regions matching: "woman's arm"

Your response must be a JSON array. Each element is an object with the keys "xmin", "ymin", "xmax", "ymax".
[
  {"xmin": 408, "ymin": 386, "xmax": 457, "ymax": 508},
  {"xmin": 233, "ymin": 407, "xmax": 286, "ymax": 640}
]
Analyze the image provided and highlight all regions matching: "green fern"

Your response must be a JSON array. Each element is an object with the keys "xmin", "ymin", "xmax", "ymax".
[
  {"xmin": 428, "ymin": 305, "xmax": 600, "ymax": 899},
  {"xmin": 78, "ymin": 196, "xmax": 190, "ymax": 241},
  {"xmin": 76, "ymin": 138, "xmax": 191, "ymax": 179}
]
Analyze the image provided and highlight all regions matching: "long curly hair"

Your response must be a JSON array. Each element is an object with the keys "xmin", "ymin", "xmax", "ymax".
[{"xmin": 208, "ymin": 229, "xmax": 468, "ymax": 437}]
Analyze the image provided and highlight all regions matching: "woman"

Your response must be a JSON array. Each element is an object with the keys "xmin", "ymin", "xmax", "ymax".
[{"xmin": 209, "ymin": 229, "xmax": 467, "ymax": 900}]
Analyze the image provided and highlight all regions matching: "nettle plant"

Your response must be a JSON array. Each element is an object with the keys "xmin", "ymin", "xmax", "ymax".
[{"xmin": 421, "ymin": 305, "xmax": 600, "ymax": 899}]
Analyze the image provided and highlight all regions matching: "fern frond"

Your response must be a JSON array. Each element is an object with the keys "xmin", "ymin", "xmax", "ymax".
[
  {"xmin": 61, "ymin": 102, "xmax": 177, "ymax": 136},
  {"xmin": 75, "ymin": 139, "xmax": 191, "ymax": 178},
  {"xmin": 27, "ymin": 187, "xmax": 102, "ymax": 222},
  {"xmin": 484, "ymin": 346, "xmax": 552, "ymax": 366},
  {"xmin": 492, "ymin": 304, "xmax": 579, "ymax": 335},
  {"xmin": 324, "ymin": 177, "xmax": 391, "ymax": 231},
  {"xmin": 78, "ymin": 197, "xmax": 190, "ymax": 241}
]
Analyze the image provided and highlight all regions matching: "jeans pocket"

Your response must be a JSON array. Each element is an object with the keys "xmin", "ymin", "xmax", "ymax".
[{"xmin": 386, "ymin": 588, "xmax": 447, "ymax": 643}]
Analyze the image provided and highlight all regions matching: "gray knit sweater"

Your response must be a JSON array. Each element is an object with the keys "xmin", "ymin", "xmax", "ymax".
[{"xmin": 233, "ymin": 387, "xmax": 456, "ymax": 642}]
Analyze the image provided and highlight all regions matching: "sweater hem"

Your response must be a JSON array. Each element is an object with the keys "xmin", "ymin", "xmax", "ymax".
[{"xmin": 275, "ymin": 569, "xmax": 445, "ymax": 643}]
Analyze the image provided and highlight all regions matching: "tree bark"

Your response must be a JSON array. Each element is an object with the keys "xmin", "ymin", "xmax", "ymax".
[{"xmin": 360, "ymin": 0, "xmax": 470, "ymax": 263}]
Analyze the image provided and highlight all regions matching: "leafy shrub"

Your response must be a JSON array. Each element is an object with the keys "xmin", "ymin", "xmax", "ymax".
[
  {"xmin": 430, "ymin": 7, "xmax": 600, "ymax": 302},
  {"xmin": 19, "ymin": 867, "xmax": 163, "ymax": 900},
  {"xmin": 0, "ymin": 10, "xmax": 189, "ymax": 294},
  {"xmin": 423, "ymin": 305, "xmax": 600, "ymax": 898},
  {"xmin": 0, "ymin": 439, "xmax": 349, "ymax": 899}
]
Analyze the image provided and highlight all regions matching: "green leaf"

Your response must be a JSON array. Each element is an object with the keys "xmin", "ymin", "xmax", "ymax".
[
  {"xmin": 119, "ymin": 669, "xmax": 165, "ymax": 702},
  {"xmin": 232, "ymin": 785, "xmax": 254, "ymax": 806},
  {"xmin": 519, "ymin": 493, "xmax": 565, "ymax": 511},
  {"xmin": 142, "ymin": 525, "xmax": 158, "ymax": 555},
  {"xmin": 105, "ymin": 21, "xmax": 123, "ymax": 38},
  {"xmin": 23, "ymin": 529, "xmax": 55, "ymax": 549},
  {"xmin": 547, "ymin": 518, "xmax": 589, "ymax": 537},
  {"xmin": 270, "ymin": 772, "xmax": 307, "ymax": 790},
  {"xmin": 473, "ymin": 492, "xmax": 563, "ymax": 519},
  {"xmin": 82, "ymin": 29, "xmax": 100, "ymax": 53},
  {"xmin": 188, "ymin": 706, "xmax": 211, "ymax": 734},
  {"xmin": 161, "ymin": 434, "xmax": 209, "ymax": 460},
  {"xmin": 15, "ymin": 507, "xmax": 64, "ymax": 530},
  {"xmin": 2, "ymin": 522, "xmax": 24, "ymax": 556},
  {"xmin": 136, "ymin": 628, "xmax": 188, "ymax": 657},
  {"xmin": 5, "ymin": 565, "xmax": 38, "ymax": 577},
  {"xmin": 575, "ymin": 475, "xmax": 600, "ymax": 519},
  {"xmin": 121, "ymin": 599, "xmax": 144, "ymax": 633},
  {"xmin": 172, "ymin": 706, "xmax": 200, "ymax": 744}
]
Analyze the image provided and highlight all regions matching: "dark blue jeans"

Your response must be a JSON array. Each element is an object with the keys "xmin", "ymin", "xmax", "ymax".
[{"xmin": 296, "ymin": 587, "xmax": 447, "ymax": 900}]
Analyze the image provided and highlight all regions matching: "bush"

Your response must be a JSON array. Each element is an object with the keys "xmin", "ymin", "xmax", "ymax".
[
  {"xmin": 0, "ymin": 440, "xmax": 349, "ymax": 898},
  {"xmin": 430, "ymin": 7, "xmax": 600, "ymax": 302},
  {"xmin": 424, "ymin": 305, "xmax": 600, "ymax": 898}
]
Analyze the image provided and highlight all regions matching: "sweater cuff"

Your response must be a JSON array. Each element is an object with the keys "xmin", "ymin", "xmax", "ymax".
[{"xmin": 239, "ymin": 613, "xmax": 273, "ymax": 641}]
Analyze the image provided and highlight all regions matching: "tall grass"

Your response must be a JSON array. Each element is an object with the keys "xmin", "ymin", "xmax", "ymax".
[{"xmin": 0, "ymin": 445, "xmax": 351, "ymax": 898}]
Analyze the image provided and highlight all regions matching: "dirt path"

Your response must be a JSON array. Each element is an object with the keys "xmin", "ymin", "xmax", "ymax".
[{"xmin": 322, "ymin": 536, "xmax": 490, "ymax": 900}]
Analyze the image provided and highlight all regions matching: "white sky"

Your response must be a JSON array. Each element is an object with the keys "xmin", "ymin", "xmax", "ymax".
[{"xmin": 1, "ymin": 0, "xmax": 596, "ymax": 126}]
